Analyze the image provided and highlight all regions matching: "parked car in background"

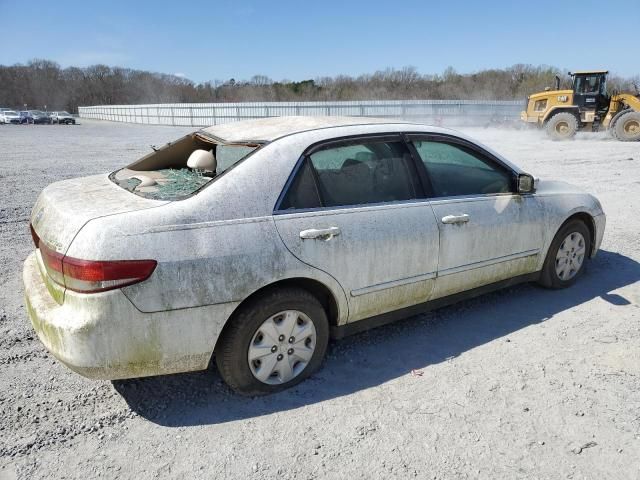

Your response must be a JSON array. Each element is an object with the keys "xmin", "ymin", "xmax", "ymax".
[
  {"xmin": 19, "ymin": 110, "xmax": 52, "ymax": 124},
  {"xmin": 19, "ymin": 111, "xmax": 32, "ymax": 124},
  {"xmin": 0, "ymin": 110, "xmax": 21, "ymax": 124},
  {"xmin": 50, "ymin": 111, "xmax": 76, "ymax": 124},
  {"xmin": 24, "ymin": 116, "xmax": 606, "ymax": 395}
]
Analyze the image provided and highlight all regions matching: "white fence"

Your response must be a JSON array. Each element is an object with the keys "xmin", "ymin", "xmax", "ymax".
[{"xmin": 78, "ymin": 100, "xmax": 524, "ymax": 127}]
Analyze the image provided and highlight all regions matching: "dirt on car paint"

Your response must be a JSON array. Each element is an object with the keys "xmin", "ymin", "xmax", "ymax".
[{"xmin": 0, "ymin": 121, "xmax": 639, "ymax": 479}]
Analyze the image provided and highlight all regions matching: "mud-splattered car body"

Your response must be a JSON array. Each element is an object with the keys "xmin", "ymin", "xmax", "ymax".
[{"xmin": 23, "ymin": 117, "xmax": 606, "ymax": 381}]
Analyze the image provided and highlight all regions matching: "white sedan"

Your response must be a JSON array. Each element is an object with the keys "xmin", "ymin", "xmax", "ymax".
[
  {"xmin": 1, "ymin": 110, "xmax": 21, "ymax": 124},
  {"xmin": 24, "ymin": 117, "xmax": 605, "ymax": 395}
]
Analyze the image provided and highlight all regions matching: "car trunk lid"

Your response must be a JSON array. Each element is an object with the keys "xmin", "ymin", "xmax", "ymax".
[{"xmin": 30, "ymin": 174, "xmax": 168, "ymax": 254}]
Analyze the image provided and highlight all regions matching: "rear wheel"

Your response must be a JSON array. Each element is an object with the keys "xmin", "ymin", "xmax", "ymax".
[
  {"xmin": 545, "ymin": 112, "xmax": 578, "ymax": 140},
  {"xmin": 613, "ymin": 111, "xmax": 640, "ymax": 141},
  {"xmin": 215, "ymin": 287, "xmax": 329, "ymax": 396},
  {"xmin": 538, "ymin": 220, "xmax": 591, "ymax": 289}
]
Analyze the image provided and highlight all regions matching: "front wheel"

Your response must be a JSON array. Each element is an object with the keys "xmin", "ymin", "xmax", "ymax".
[
  {"xmin": 215, "ymin": 287, "xmax": 329, "ymax": 396},
  {"xmin": 538, "ymin": 220, "xmax": 591, "ymax": 289},
  {"xmin": 613, "ymin": 111, "xmax": 640, "ymax": 142}
]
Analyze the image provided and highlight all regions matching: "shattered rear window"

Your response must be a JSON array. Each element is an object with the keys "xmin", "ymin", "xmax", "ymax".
[
  {"xmin": 216, "ymin": 145, "xmax": 256, "ymax": 172},
  {"xmin": 110, "ymin": 137, "xmax": 259, "ymax": 201},
  {"xmin": 117, "ymin": 169, "xmax": 212, "ymax": 200}
]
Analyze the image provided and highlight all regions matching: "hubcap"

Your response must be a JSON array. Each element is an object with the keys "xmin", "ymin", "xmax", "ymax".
[
  {"xmin": 623, "ymin": 119, "xmax": 640, "ymax": 134},
  {"xmin": 248, "ymin": 310, "xmax": 317, "ymax": 385},
  {"xmin": 555, "ymin": 232, "xmax": 586, "ymax": 281},
  {"xmin": 556, "ymin": 121, "xmax": 570, "ymax": 134}
]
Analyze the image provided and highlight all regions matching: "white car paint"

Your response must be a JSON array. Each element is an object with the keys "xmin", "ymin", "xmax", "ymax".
[
  {"xmin": 1, "ymin": 110, "xmax": 20, "ymax": 124},
  {"xmin": 23, "ymin": 117, "xmax": 606, "ymax": 380}
]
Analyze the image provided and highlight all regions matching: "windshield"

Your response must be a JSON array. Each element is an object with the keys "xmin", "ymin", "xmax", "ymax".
[
  {"xmin": 59, "ymin": 111, "xmax": 70, "ymax": 115},
  {"xmin": 31, "ymin": 110, "xmax": 45, "ymax": 115},
  {"xmin": 4, "ymin": 111, "xmax": 17, "ymax": 115}
]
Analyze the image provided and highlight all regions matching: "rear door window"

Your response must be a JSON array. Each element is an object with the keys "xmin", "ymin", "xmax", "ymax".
[{"xmin": 310, "ymin": 139, "xmax": 418, "ymax": 208}]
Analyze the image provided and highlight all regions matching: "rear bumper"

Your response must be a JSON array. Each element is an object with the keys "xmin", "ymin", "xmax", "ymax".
[{"xmin": 23, "ymin": 252, "xmax": 238, "ymax": 380}]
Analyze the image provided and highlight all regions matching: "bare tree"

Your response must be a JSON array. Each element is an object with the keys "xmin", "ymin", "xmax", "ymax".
[{"xmin": 0, "ymin": 60, "xmax": 636, "ymax": 112}]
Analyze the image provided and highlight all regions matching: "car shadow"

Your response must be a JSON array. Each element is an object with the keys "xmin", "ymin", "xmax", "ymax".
[{"xmin": 113, "ymin": 249, "xmax": 639, "ymax": 426}]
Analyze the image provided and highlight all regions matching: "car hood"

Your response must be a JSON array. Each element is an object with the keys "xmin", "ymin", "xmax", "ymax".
[
  {"xmin": 30, "ymin": 174, "xmax": 168, "ymax": 253},
  {"xmin": 535, "ymin": 179, "xmax": 604, "ymax": 215},
  {"xmin": 535, "ymin": 179, "xmax": 587, "ymax": 195}
]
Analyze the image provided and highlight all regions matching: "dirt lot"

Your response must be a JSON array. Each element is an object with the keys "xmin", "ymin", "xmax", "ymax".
[{"xmin": 0, "ymin": 120, "xmax": 639, "ymax": 479}]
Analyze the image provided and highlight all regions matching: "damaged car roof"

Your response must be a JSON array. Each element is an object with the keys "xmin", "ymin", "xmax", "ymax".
[{"xmin": 199, "ymin": 116, "xmax": 416, "ymax": 143}]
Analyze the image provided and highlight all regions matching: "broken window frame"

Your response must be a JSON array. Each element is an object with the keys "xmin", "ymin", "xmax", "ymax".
[{"xmin": 109, "ymin": 131, "xmax": 264, "ymax": 201}]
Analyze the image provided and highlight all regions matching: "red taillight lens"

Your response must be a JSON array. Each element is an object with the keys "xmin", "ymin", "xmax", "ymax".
[
  {"xmin": 39, "ymin": 240, "xmax": 65, "ymax": 286},
  {"xmin": 62, "ymin": 257, "xmax": 157, "ymax": 293},
  {"xmin": 38, "ymin": 241, "xmax": 157, "ymax": 293},
  {"xmin": 30, "ymin": 224, "xmax": 40, "ymax": 248}
]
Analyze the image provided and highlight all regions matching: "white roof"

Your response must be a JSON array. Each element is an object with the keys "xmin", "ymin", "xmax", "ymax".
[{"xmin": 200, "ymin": 116, "xmax": 418, "ymax": 143}]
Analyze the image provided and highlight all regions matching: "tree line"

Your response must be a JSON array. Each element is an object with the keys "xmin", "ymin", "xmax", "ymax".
[{"xmin": 0, "ymin": 59, "xmax": 637, "ymax": 113}]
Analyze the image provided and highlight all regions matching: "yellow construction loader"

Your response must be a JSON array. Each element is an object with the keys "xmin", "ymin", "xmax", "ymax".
[{"xmin": 521, "ymin": 70, "xmax": 640, "ymax": 141}]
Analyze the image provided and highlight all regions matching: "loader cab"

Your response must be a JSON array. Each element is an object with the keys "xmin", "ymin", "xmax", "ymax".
[{"xmin": 571, "ymin": 71, "xmax": 610, "ymax": 112}]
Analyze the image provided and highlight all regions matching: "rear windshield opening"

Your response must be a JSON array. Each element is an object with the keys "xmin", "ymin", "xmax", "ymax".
[{"xmin": 110, "ymin": 133, "xmax": 259, "ymax": 200}]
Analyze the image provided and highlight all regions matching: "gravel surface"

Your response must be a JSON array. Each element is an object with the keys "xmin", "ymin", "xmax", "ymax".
[{"xmin": 0, "ymin": 120, "xmax": 639, "ymax": 479}]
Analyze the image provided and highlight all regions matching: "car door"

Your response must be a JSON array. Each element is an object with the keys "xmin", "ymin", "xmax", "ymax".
[
  {"xmin": 274, "ymin": 135, "xmax": 440, "ymax": 322},
  {"xmin": 407, "ymin": 134, "xmax": 545, "ymax": 299}
]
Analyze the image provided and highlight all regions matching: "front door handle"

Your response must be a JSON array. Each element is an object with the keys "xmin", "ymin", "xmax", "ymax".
[
  {"xmin": 300, "ymin": 227, "xmax": 341, "ymax": 240},
  {"xmin": 441, "ymin": 214, "xmax": 470, "ymax": 225}
]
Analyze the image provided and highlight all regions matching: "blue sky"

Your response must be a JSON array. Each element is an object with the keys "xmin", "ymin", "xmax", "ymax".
[{"xmin": 1, "ymin": 0, "xmax": 638, "ymax": 82}]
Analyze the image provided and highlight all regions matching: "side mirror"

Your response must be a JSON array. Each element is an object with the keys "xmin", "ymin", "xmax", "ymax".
[{"xmin": 517, "ymin": 173, "xmax": 535, "ymax": 194}]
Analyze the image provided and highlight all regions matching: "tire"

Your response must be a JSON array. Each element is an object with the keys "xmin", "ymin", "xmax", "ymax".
[
  {"xmin": 608, "ymin": 108, "xmax": 630, "ymax": 139},
  {"xmin": 538, "ymin": 219, "xmax": 591, "ymax": 289},
  {"xmin": 613, "ymin": 111, "xmax": 640, "ymax": 142},
  {"xmin": 215, "ymin": 287, "xmax": 329, "ymax": 396},
  {"xmin": 545, "ymin": 112, "xmax": 578, "ymax": 140}
]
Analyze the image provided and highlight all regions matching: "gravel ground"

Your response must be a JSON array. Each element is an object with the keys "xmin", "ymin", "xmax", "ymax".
[{"xmin": 0, "ymin": 120, "xmax": 639, "ymax": 480}]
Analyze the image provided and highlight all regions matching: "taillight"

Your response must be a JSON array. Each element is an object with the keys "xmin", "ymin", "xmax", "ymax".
[
  {"xmin": 62, "ymin": 257, "xmax": 157, "ymax": 293},
  {"xmin": 39, "ymin": 240, "xmax": 65, "ymax": 286},
  {"xmin": 30, "ymin": 223, "xmax": 40, "ymax": 248},
  {"xmin": 38, "ymin": 241, "xmax": 157, "ymax": 293}
]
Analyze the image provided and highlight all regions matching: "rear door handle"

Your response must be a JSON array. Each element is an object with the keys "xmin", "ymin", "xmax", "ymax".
[
  {"xmin": 300, "ymin": 227, "xmax": 341, "ymax": 240},
  {"xmin": 441, "ymin": 214, "xmax": 470, "ymax": 225}
]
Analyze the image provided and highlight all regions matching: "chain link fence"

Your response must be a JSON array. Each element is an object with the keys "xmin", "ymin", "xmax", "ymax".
[{"xmin": 78, "ymin": 100, "xmax": 524, "ymax": 127}]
